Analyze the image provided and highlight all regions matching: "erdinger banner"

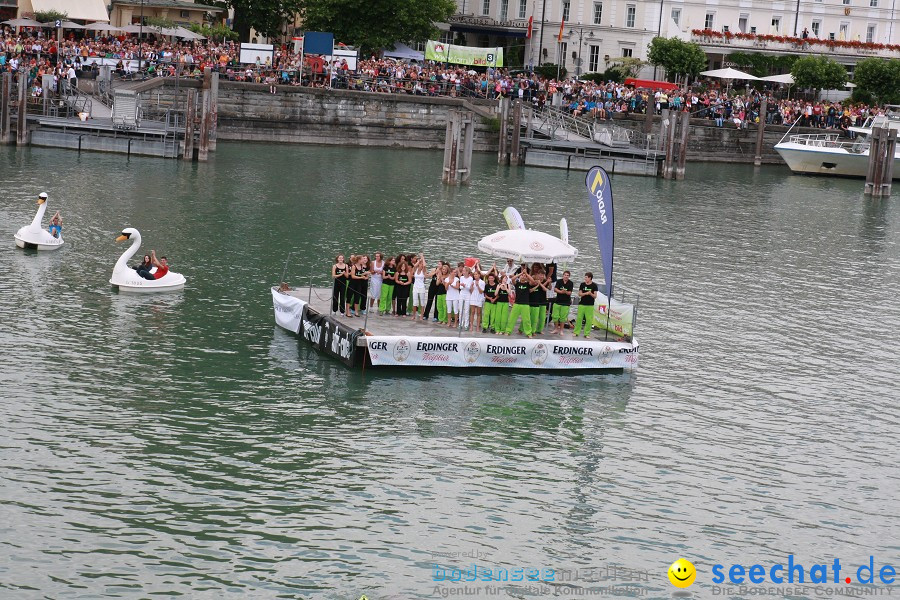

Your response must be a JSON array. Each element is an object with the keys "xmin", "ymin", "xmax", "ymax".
[
  {"xmin": 272, "ymin": 288, "xmax": 304, "ymax": 333},
  {"xmin": 585, "ymin": 166, "xmax": 615, "ymax": 299},
  {"xmin": 366, "ymin": 336, "xmax": 638, "ymax": 370}
]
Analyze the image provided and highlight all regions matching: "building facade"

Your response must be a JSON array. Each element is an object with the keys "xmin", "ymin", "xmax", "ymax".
[{"xmin": 444, "ymin": 0, "xmax": 900, "ymax": 77}]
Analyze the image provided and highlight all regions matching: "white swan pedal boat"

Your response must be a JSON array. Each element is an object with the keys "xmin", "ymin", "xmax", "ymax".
[
  {"xmin": 110, "ymin": 227, "xmax": 186, "ymax": 293},
  {"xmin": 14, "ymin": 192, "xmax": 64, "ymax": 250}
]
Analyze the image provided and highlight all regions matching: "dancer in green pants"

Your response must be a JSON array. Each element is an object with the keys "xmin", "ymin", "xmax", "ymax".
[
  {"xmin": 505, "ymin": 271, "xmax": 534, "ymax": 337},
  {"xmin": 573, "ymin": 272, "xmax": 598, "ymax": 337},
  {"xmin": 495, "ymin": 278, "xmax": 510, "ymax": 333},
  {"xmin": 550, "ymin": 270, "xmax": 574, "ymax": 334},
  {"xmin": 378, "ymin": 258, "xmax": 397, "ymax": 314},
  {"xmin": 482, "ymin": 274, "xmax": 499, "ymax": 332},
  {"xmin": 529, "ymin": 266, "xmax": 549, "ymax": 335}
]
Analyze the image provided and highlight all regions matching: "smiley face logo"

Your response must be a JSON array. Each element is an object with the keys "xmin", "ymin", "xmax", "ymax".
[{"xmin": 668, "ymin": 558, "xmax": 696, "ymax": 588}]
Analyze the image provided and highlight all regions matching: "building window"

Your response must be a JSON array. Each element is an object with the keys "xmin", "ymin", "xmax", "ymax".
[
  {"xmin": 771, "ymin": 16, "xmax": 781, "ymax": 33},
  {"xmin": 479, "ymin": 34, "xmax": 491, "ymax": 47},
  {"xmin": 750, "ymin": 26, "xmax": 757, "ymax": 34},
  {"xmin": 867, "ymin": 24, "xmax": 876, "ymax": 42},
  {"xmin": 500, "ymin": 0, "xmax": 508, "ymax": 20},
  {"xmin": 440, "ymin": 30, "xmax": 454, "ymax": 45},
  {"xmin": 811, "ymin": 20, "xmax": 821, "ymax": 37},
  {"xmin": 482, "ymin": 0, "xmax": 490, "ymax": 16},
  {"xmin": 870, "ymin": 0, "xmax": 877, "ymax": 6},
  {"xmin": 559, "ymin": 41, "xmax": 567, "ymax": 65},
  {"xmin": 518, "ymin": 0, "xmax": 527, "ymax": 19},
  {"xmin": 840, "ymin": 22, "xmax": 849, "ymax": 39},
  {"xmin": 704, "ymin": 12, "xmax": 715, "ymax": 29},
  {"xmin": 843, "ymin": 0, "xmax": 850, "ymax": 4},
  {"xmin": 593, "ymin": 2, "xmax": 602, "ymax": 25},
  {"xmin": 626, "ymin": 4, "xmax": 636, "ymax": 27},
  {"xmin": 589, "ymin": 45, "xmax": 600, "ymax": 71},
  {"xmin": 622, "ymin": 47, "xmax": 633, "ymax": 57},
  {"xmin": 562, "ymin": 0, "xmax": 570, "ymax": 22},
  {"xmin": 671, "ymin": 8, "xmax": 681, "ymax": 26},
  {"xmin": 738, "ymin": 14, "xmax": 748, "ymax": 33}
]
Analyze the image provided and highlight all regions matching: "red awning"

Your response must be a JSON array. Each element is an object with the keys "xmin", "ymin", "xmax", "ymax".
[{"xmin": 624, "ymin": 78, "xmax": 679, "ymax": 91}]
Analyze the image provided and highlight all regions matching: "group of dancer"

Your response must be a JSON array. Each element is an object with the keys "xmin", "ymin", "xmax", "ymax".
[{"xmin": 331, "ymin": 253, "xmax": 600, "ymax": 338}]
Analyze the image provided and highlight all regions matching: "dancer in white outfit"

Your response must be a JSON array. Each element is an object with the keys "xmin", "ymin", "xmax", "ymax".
[
  {"xmin": 411, "ymin": 255, "xmax": 428, "ymax": 320},
  {"xmin": 458, "ymin": 266, "xmax": 474, "ymax": 330},
  {"xmin": 445, "ymin": 265, "xmax": 461, "ymax": 328},
  {"xmin": 369, "ymin": 252, "xmax": 384, "ymax": 311},
  {"xmin": 469, "ymin": 270, "xmax": 485, "ymax": 332}
]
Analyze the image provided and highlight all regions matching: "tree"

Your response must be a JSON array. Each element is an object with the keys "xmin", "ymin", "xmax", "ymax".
[
  {"xmin": 190, "ymin": 23, "xmax": 239, "ymax": 42},
  {"xmin": 791, "ymin": 55, "xmax": 846, "ymax": 97},
  {"xmin": 33, "ymin": 9, "xmax": 67, "ymax": 23},
  {"xmin": 647, "ymin": 37, "xmax": 707, "ymax": 81},
  {"xmin": 300, "ymin": 0, "xmax": 456, "ymax": 56},
  {"xmin": 853, "ymin": 57, "xmax": 900, "ymax": 105},
  {"xmin": 208, "ymin": 1, "xmax": 303, "ymax": 41}
]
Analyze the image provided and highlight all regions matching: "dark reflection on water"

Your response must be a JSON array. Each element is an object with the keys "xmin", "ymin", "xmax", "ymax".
[{"xmin": 0, "ymin": 144, "xmax": 898, "ymax": 598}]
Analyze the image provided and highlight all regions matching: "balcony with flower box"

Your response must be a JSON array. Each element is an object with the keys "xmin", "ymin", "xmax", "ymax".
[{"xmin": 690, "ymin": 29, "xmax": 900, "ymax": 60}]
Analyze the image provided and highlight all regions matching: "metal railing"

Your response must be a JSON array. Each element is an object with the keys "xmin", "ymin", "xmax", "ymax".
[{"xmin": 786, "ymin": 133, "xmax": 868, "ymax": 153}]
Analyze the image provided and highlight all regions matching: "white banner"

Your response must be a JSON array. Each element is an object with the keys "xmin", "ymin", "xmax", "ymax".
[
  {"xmin": 272, "ymin": 288, "xmax": 306, "ymax": 334},
  {"xmin": 594, "ymin": 295, "xmax": 635, "ymax": 339},
  {"xmin": 366, "ymin": 336, "xmax": 639, "ymax": 370}
]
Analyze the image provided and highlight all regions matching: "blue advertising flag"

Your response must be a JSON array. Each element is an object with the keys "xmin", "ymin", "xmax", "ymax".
[{"xmin": 585, "ymin": 166, "xmax": 614, "ymax": 299}]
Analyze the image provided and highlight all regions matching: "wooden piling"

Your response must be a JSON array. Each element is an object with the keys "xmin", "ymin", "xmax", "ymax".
[
  {"xmin": 865, "ymin": 127, "xmax": 896, "ymax": 197},
  {"xmin": 183, "ymin": 88, "xmax": 196, "ymax": 160},
  {"xmin": 443, "ymin": 110, "xmax": 461, "ymax": 184},
  {"xmin": 754, "ymin": 98, "xmax": 768, "ymax": 166},
  {"xmin": 510, "ymin": 100, "xmax": 522, "ymax": 165},
  {"xmin": 498, "ymin": 98, "xmax": 509, "ymax": 164},
  {"xmin": 1, "ymin": 72, "xmax": 11, "ymax": 145},
  {"xmin": 209, "ymin": 72, "xmax": 219, "ymax": 152},
  {"xmin": 198, "ymin": 89, "xmax": 210, "ymax": 162},
  {"xmin": 16, "ymin": 70, "xmax": 28, "ymax": 146},
  {"xmin": 643, "ymin": 97, "xmax": 655, "ymax": 134},
  {"xmin": 461, "ymin": 112, "xmax": 475, "ymax": 184},
  {"xmin": 675, "ymin": 110, "xmax": 690, "ymax": 180},
  {"xmin": 881, "ymin": 129, "xmax": 898, "ymax": 195}
]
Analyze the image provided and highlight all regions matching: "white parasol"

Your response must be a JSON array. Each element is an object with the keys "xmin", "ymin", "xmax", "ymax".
[
  {"xmin": 2, "ymin": 18, "xmax": 43, "ymax": 27},
  {"xmin": 477, "ymin": 229, "xmax": 578, "ymax": 263},
  {"xmin": 700, "ymin": 67, "xmax": 758, "ymax": 80},
  {"xmin": 759, "ymin": 73, "xmax": 794, "ymax": 84},
  {"xmin": 42, "ymin": 20, "xmax": 86, "ymax": 29}
]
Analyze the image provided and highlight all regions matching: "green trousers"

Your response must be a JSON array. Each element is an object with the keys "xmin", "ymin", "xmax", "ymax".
[
  {"xmin": 506, "ymin": 304, "xmax": 533, "ymax": 336},
  {"xmin": 495, "ymin": 304, "xmax": 509, "ymax": 332},
  {"xmin": 530, "ymin": 305, "xmax": 547, "ymax": 334},
  {"xmin": 436, "ymin": 295, "xmax": 447, "ymax": 323},
  {"xmin": 552, "ymin": 303, "xmax": 570, "ymax": 324},
  {"xmin": 379, "ymin": 284, "xmax": 394, "ymax": 314},
  {"xmin": 573, "ymin": 304, "xmax": 593, "ymax": 337}
]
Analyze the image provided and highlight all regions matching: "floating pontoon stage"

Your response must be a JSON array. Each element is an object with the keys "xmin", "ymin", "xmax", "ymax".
[{"xmin": 273, "ymin": 287, "xmax": 639, "ymax": 372}]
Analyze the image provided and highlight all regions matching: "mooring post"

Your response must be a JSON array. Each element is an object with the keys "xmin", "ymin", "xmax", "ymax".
[
  {"xmin": 209, "ymin": 72, "xmax": 219, "ymax": 152},
  {"xmin": 0, "ymin": 72, "xmax": 11, "ymax": 145},
  {"xmin": 881, "ymin": 128, "xmax": 898, "ymax": 196},
  {"xmin": 643, "ymin": 97, "xmax": 655, "ymax": 135},
  {"xmin": 498, "ymin": 98, "xmax": 509, "ymax": 164},
  {"xmin": 660, "ymin": 109, "xmax": 673, "ymax": 179},
  {"xmin": 442, "ymin": 112, "xmax": 454, "ymax": 183},
  {"xmin": 676, "ymin": 110, "xmax": 690, "ymax": 180},
  {"xmin": 183, "ymin": 88, "xmax": 196, "ymax": 161},
  {"xmin": 754, "ymin": 98, "xmax": 768, "ymax": 167},
  {"xmin": 443, "ymin": 110, "xmax": 462, "ymax": 185},
  {"xmin": 460, "ymin": 112, "xmax": 475, "ymax": 184},
  {"xmin": 198, "ymin": 89, "xmax": 210, "ymax": 162},
  {"xmin": 867, "ymin": 127, "xmax": 885, "ymax": 196},
  {"xmin": 525, "ymin": 105, "xmax": 533, "ymax": 140},
  {"xmin": 16, "ymin": 69, "xmax": 27, "ymax": 146},
  {"xmin": 864, "ymin": 127, "xmax": 880, "ymax": 195},
  {"xmin": 510, "ymin": 100, "xmax": 522, "ymax": 165}
]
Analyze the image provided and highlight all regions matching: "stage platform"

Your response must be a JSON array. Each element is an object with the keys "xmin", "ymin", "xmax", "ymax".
[{"xmin": 273, "ymin": 287, "xmax": 639, "ymax": 372}]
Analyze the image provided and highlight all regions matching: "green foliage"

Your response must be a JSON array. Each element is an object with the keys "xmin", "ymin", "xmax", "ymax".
[
  {"xmin": 207, "ymin": 0, "xmax": 303, "ymax": 41},
  {"xmin": 850, "ymin": 88, "xmax": 876, "ymax": 106},
  {"xmin": 189, "ymin": 23, "xmax": 239, "ymax": 42},
  {"xmin": 486, "ymin": 117, "xmax": 501, "ymax": 132},
  {"xmin": 608, "ymin": 57, "xmax": 644, "ymax": 79},
  {"xmin": 300, "ymin": 0, "xmax": 456, "ymax": 56},
  {"xmin": 853, "ymin": 58, "xmax": 900, "ymax": 105},
  {"xmin": 33, "ymin": 9, "xmax": 67, "ymax": 23},
  {"xmin": 791, "ymin": 55, "xmax": 847, "ymax": 95},
  {"xmin": 647, "ymin": 37, "xmax": 707, "ymax": 79},
  {"xmin": 727, "ymin": 52, "xmax": 797, "ymax": 78},
  {"xmin": 581, "ymin": 72, "xmax": 605, "ymax": 83},
  {"xmin": 147, "ymin": 17, "xmax": 178, "ymax": 29},
  {"xmin": 534, "ymin": 64, "xmax": 566, "ymax": 80}
]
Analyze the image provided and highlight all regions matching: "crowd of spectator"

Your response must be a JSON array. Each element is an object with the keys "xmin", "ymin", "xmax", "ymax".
[{"xmin": 1, "ymin": 25, "xmax": 883, "ymax": 135}]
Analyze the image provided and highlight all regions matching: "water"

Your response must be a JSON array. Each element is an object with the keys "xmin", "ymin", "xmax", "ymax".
[{"xmin": 1, "ymin": 144, "xmax": 898, "ymax": 599}]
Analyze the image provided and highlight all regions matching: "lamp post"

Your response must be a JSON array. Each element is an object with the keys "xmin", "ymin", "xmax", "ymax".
[{"xmin": 568, "ymin": 25, "xmax": 593, "ymax": 77}]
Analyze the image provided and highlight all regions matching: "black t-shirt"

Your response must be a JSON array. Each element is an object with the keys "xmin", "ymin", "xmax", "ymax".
[
  {"xmin": 555, "ymin": 280, "xmax": 574, "ymax": 305},
  {"xmin": 384, "ymin": 266, "xmax": 396, "ymax": 286},
  {"xmin": 497, "ymin": 285, "xmax": 509, "ymax": 302},
  {"xmin": 484, "ymin": 283, "xmax": 498, "ymax": 302},
  {"xmin": 514, "ymin": 280, "xmax": 530, "ymax": 305},
  {"xmin": 397, "ymin": 274, "xmax": 409, "ymax": 286},
  {"xmin": 530, "ymin": 282, "xmax": 546, "ymax": 306},
  {"xmin": 579, "ymin": 282, "xmax": 598, "ymax": 306}
]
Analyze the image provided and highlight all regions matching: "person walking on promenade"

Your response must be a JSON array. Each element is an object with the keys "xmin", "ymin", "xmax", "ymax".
[{"xmin": 573, "ymin": 272, "xmax": 598, "ymax": 338}]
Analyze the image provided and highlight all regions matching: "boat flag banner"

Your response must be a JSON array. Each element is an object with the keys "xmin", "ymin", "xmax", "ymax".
[
  {"xmin": 593, "ymin": 294, "xmax": 635, "ymax": 339},
  {"xmin": 560, "ymin": 218, "xmax": 569, "ymax": 244},
  {"xmin": 503, "ymin": 206, "xmax": 526, "ymax": 230},
  {"xmin": 585, "ymin": 166, "xmax": 614, "ymax": 299}
]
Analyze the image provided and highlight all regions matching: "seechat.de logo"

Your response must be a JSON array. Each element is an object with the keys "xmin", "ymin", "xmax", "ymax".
[{"xmin": 668, "ymin": 558, "xmax": 697, "ymax": 588}]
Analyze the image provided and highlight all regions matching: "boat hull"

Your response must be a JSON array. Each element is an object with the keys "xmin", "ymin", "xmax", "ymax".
[
  {"xmin": 14, "ymin": 233, "xmax": 64, "ymax": 251},
  {"xmin": 775, "ymin": 143, "xmax": 900, "ymax": 179}
]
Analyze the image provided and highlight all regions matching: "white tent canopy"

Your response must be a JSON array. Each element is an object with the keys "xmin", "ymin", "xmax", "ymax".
[
  {"xmin": 42, "ymin": 21, "xmax": 86, "ymax": 29},
  {"xmin": 700, "ymin": 67, "xmax": 758, "ymax": 80},
  {"xmin": 31, "ymin": 0, "xmax": 109, "ymax": 22},
  {"xmin": 383, "ymin": 42, "xmax": 424, "ymax": 61},
  {"xmin": 760, "ymin": 73, "xmax": 795, "ymax": 84},
  {"xmin": 477, "ymin": 229, "xmax": 578, "ymax": 263},
  {"xmin": 2, "ymin": 18, "xmax": 43, "ymax": 27}
]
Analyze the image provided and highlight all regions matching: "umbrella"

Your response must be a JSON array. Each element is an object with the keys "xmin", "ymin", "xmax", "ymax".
[
  {"xmin": 699, "ymin": 67, "xmax": 758, "ymax": 80},
  {"xmin": 759, "ymin": 73, "xmax": 794, "ymax": 84},
  {"xmin": 174, "ymin": 27, "xmax": 205, "ymax": 40},
  {"xmin": 477, "ymin": 229, "xmax": 578, "ymax": 263},
  {"xmin": 2, "ymin": 18, "xmax": 43, "ymax": 27},
  {"xmin": 42, "ymin": 20, "xmax": 86, "ymax": 29},
  {"xmin": 86, "ymin": 22, "xmax": 122, "ymax": 32},
  {"xmin": 119, "ymin": 24, "xmax": 147, "ymax": 34},
  {"xmin": 845, "ymin": 82, "xmax": 857, "ymax": 88}
]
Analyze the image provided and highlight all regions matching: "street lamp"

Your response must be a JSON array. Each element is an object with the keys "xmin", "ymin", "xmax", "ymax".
[{"xmin": 568, "ymin": 25, "xmax": 594, "ymax": 77}]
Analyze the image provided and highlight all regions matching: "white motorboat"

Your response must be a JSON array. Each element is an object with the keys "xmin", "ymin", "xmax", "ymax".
[
  {"xmin": 14, "ymin": 192, "xmax": 64, "ymax": 250},
  {"xmin": 774, "ymin": 106, "xmax": 900, "ymax": 178},
  {"xmin": 109, "ymin": 227, "xmax": 186, "ymax": 293}
]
